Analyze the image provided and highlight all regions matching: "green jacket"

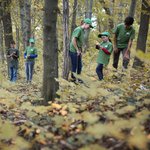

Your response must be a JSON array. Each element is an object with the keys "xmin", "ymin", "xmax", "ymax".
[
  {"xmin": 24, "ymin": 46, "xmax": 37, "ymax": 62},
  {"xmin": 70, "ymin": 26, "xmax": 85, "ymax": 53},
  {"xmin": 97, "ymin": 41, "xmax": 113, "ymax": 66},
  {"xmin": 114, "ymin": 23, "xmax": 135, "ymax": 48}
]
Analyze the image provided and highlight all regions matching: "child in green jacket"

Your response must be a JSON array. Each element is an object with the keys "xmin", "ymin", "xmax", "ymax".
[{"xmin": 95, "ymin": 32, "xmax": 113, "ymax": 80}]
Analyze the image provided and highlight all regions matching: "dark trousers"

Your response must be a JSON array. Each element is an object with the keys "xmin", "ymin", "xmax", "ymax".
[
  {"xmin": 96, "ymin": 63, "xmax": 103, "ymax": 80},
  {"xmin": 9, "ymin": 65, "xmax": 18, "ymax": 82},
  {"xmin": 69, "ymin": 51, "xmax": 82, "ymax": 75},
  {"xmin": 25, "ymin": 61, "xmax": 35, "ymax": 82},
  {"xmin": 113, "ymin": 48, "xmax": 130, "ymax": 69}
]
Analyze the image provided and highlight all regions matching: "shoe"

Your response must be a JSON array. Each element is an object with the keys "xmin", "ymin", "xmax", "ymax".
[
  {"xmin": 77, "ymin": 78, "xmax": 84, "ymax": 83},
  {"xmin": 122, "ymin": 66, "xmax": 127, "ymax": 72}
]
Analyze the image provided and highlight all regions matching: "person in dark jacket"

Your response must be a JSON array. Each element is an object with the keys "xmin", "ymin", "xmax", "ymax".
[{"xmin": 7, "ymin": 40, "xmax": 19, "ymax": 82}]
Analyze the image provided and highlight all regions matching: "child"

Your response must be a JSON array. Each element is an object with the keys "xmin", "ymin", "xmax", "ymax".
[
  {"xmin": 95, "ymin": 32, "xmax": 113, "ymax": 80},
  {"xmin": 7, "ymin": 40, "xmax": 19, "ymax": 82},
  {"xmin": 24, "ymin": 38, "xmax": 38, "ymax": 83}
]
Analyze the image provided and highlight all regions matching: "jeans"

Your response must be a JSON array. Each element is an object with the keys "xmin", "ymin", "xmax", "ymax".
[
  {"xmin": 9, "ymin": 66, "xmax": 18, "ymax": 82},
  {"xmin": 113, "ymin": 48, "xmax": 130, "ymax": 69},
  {"xmin": 25, "ymin": 61, "xmax": 35, "ymax": 82},
  {"xmin": 96, "ymin": 63, "xmax": 103, "ymax": 80},
  {"xmin": 69, "ymin": 51, "xmax": 82, "ymax": 74}
]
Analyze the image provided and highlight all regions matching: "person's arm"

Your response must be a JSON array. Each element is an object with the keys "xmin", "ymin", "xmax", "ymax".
[
  {"xmin": 29, "ymin": 54, "xmax": 37, "ymax": 58},
  {"xmin": 6, "ymin": 49, "xmax": 11, "ymax": 58},
  {"xmin": 113, "ymin": 34, "xmax": 118, "ymax": 53},
  {"xmin": 126, "ymin": 39, "xmax": 133, "ymax": 52},
  {"xmin": 12, "ymin": 50, "xmax": 19, "ymax": 58},
  {"xmin": 95, "ymin": 44, "xmax": 111, "ymax": 55},
  {"xmin": 100, "ymin": 46, "xmax": 111, "ymax": 55},
  {"xmin": 72, "ymin": 37, "xmax": 81, "ymax": 55},
  {"xmin": 24, "ymin": 48, "xmax": 27, "ymax": 59},
  {"xmin": 30, "ymin": 48, "xmax": 38, "ymax": 58},
  {"xmin": 123, "ymin": 39, "xmax": 133, "ymax": 60}
]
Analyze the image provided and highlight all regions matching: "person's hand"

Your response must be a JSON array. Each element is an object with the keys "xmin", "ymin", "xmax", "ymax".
[
  {"xmin": 77, "ymin": 48, "xmax": 82, "ymax": 55},
  {"xmin": 99, "ymin": 45, "xmax": 103, "ymax": 49},
  {"xmin": 123, "ymin": 50, "xmax": 130, "ymax": 60},
  {"xmin": 77, "ymin": 50, "xmax": 81, "ymax": 56},
  {"xmin": 95, "ymin": 44, "xmax": 100, "ymax": 49},
  {"xmin": 27, "ymin": 55, "xmax": 30, "ymax": 58},
  {"xmin": 114, "ymin": 47, "xmax": 118, "ymax": 53}
]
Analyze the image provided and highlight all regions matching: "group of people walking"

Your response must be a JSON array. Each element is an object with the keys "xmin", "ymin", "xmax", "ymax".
[
  {"xmin": 7, "ymin": 38, "xmax": 38, "ymax": 83},
  {"xmin": 69, "ymin": 16, "xmax": 135, "ymax": 81},
  {"xmin": 6, "ymin": 16, "xmax": 135, "ymax": 83}
]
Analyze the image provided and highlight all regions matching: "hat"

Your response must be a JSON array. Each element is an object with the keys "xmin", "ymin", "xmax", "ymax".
[
  {"xmin": 84, "ymin": 18, "xmax": 93, "ymax": 28},
  {"xmin": 29, "ymin": 38, "xmax": 35, "ymax": 43},
  {"xmin": 98, "ymin": 32, "xmax": 110, "ymax": 38}
]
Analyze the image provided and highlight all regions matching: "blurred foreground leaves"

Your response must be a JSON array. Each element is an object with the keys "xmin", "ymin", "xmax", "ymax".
[{"xmin": 0, "ymin": 66, "xmax": 150, "ymax": 150}]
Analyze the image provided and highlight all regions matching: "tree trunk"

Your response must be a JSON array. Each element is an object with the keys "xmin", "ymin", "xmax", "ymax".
[
  {"xmin": 129, "ymin": 0, "xmax": 137, "ymax": 17},
  {"xmin": 133, "ymin": 0, "xmax": 150, "ymax": 68},
  {"xmin": 0, "ymin": 21, "xmax": 4, "ymax": 63},
  {"xmin": 84, "ymin": 0, "xmax": 93, "ymax": 50},
  {"xmin": 99, "ymin": 0, "xmax": 114, "ymax": 30},
  {"xmin": 43, "ymin": 0, "xmax": 59, "ymax": 103},
  {"xmin": 19, "ymin": 0, "xmax": 31, "ymax": 50},
  {"xmin": 62, "ymin": 0, "xmax": 70, "ymax": 80},
  {"xmin": 118, "ymin": 2, "xmax": 124, "ymax": 24},
  {"xmin": 0, "ymin": 0, "xmax": 13, "ymax": 77},
  {"xmin": 1, "ymin": 0, "xmax": 13, "ymax": 50},
  {"xmin": 70, "ymin": 0, "xmax": 77, "ymax": 38},
  {"xmin": 16, "ymin": 27, "xmax": 20, "ymax": 50}
]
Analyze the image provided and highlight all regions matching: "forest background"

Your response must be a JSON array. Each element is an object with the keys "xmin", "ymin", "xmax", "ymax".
[{"xmin": 0, "ymin": 0, "xmax": 150, "ymax": 150}]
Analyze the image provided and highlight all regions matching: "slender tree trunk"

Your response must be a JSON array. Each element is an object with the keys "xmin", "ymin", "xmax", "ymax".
[
  {"xmin": 133, "ymin": 0, "xmax": 150, "ymax": 68},
  {"xmin": 129, "ymin": 0, "xmax": 137, "ymax": 17},
  {"xmin": 70, "ymin": 0, "xmax": 77, "ymax": 38},
  {"xmin": 16, "ymin": 27, "xmax": 20, "ymax": 49},
  {"xmin": 19, "ymin": 0, "xmax": 31, "ymax": 50},
  {"xmin": 118, "ymin": 2, "xmax": 124, "ymax": 24},
  {"xmin": 1, "ymin": 0, "xmax": 13, "ymax": 77},
  {"xmin": 0, "ymin": 21, "xmax": 4, "ymax": 63},
  {"xmin": 43, "ymin": 0, "xmax": 59, "ymax": 103},
  {"xmin": 1, "ymin": 0, "xmax": 13, "ymax": 50},
  {"xmin": 62, "ymin": 0, "xmax": 70, "ymax": 80},
  {"xmin": 85, "ymin": 0, "xmax": 93, "ymax": 18},
  {"xmin": 100, "ymin": 0, "xmax": 114, "ymax": 30},
  {"xmin": 84, "ymin": 0, "xmax": 93, "ymax": 50}
]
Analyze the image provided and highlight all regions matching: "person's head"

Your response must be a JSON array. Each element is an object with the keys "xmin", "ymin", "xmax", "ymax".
[
  {"xmin": 82, "ymin": 18, "xmax": 93, "ymax": 30},
  {"xmin": 29, "ymin": 38, "xmax": 35, "ymax": 46},
  {"xmin": 10, "ymin": 40, "xmax": 15, "ymax": 48},
  {"xmin": 98, "ymin": 31, "xmax": 110, "ymax": 42},
  {"xmin": 124, "ymin": 16, "xmax": 134, "ymax": 28}
]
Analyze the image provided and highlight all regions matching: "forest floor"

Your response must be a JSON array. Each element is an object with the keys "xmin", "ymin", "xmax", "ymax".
[{"xmin": 0, "ymin": 59, "xmax": 150, "ymax": 150}]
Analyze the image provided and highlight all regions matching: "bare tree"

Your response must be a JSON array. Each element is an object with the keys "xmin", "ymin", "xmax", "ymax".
[
  {"xmin": 19, "ymin": 0, "xmax": 31, "ymax": 50},
  {"xmin": 133, "ymin": 0, "xmax": 150, "ymax": 67},
  {"xmin": 0, "ymin": 0, "xmax": 13, "ymax": 49},
  {"xmin": 129, "ymin": 0, "xmax": 137, "ymax": 17},
  {"xmin": 84, "ymin": 0, "xmax": 93, "ymax": 50},
  {"xmin": 0, "ymin": 20, "xmax": 4, "ymax": 63},
  {"xmin": 70, "ymin": 0, "xmax": 78, "ymax": 37},
  {"xmin": 99, "ymin": 0, "xmax": 114, "ymax": 30},
  {"xmin": 62, "ymin": 0, "xmax": 70, "ymax": 80},
  {"xmin": 43, "ymin": 0, "xmax": 59, "ymax": 103}
]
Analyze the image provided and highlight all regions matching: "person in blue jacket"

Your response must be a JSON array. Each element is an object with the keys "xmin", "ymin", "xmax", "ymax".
[{"xmin": 24, "ymin": 38, "xmax": 38, "ymax": 83}]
